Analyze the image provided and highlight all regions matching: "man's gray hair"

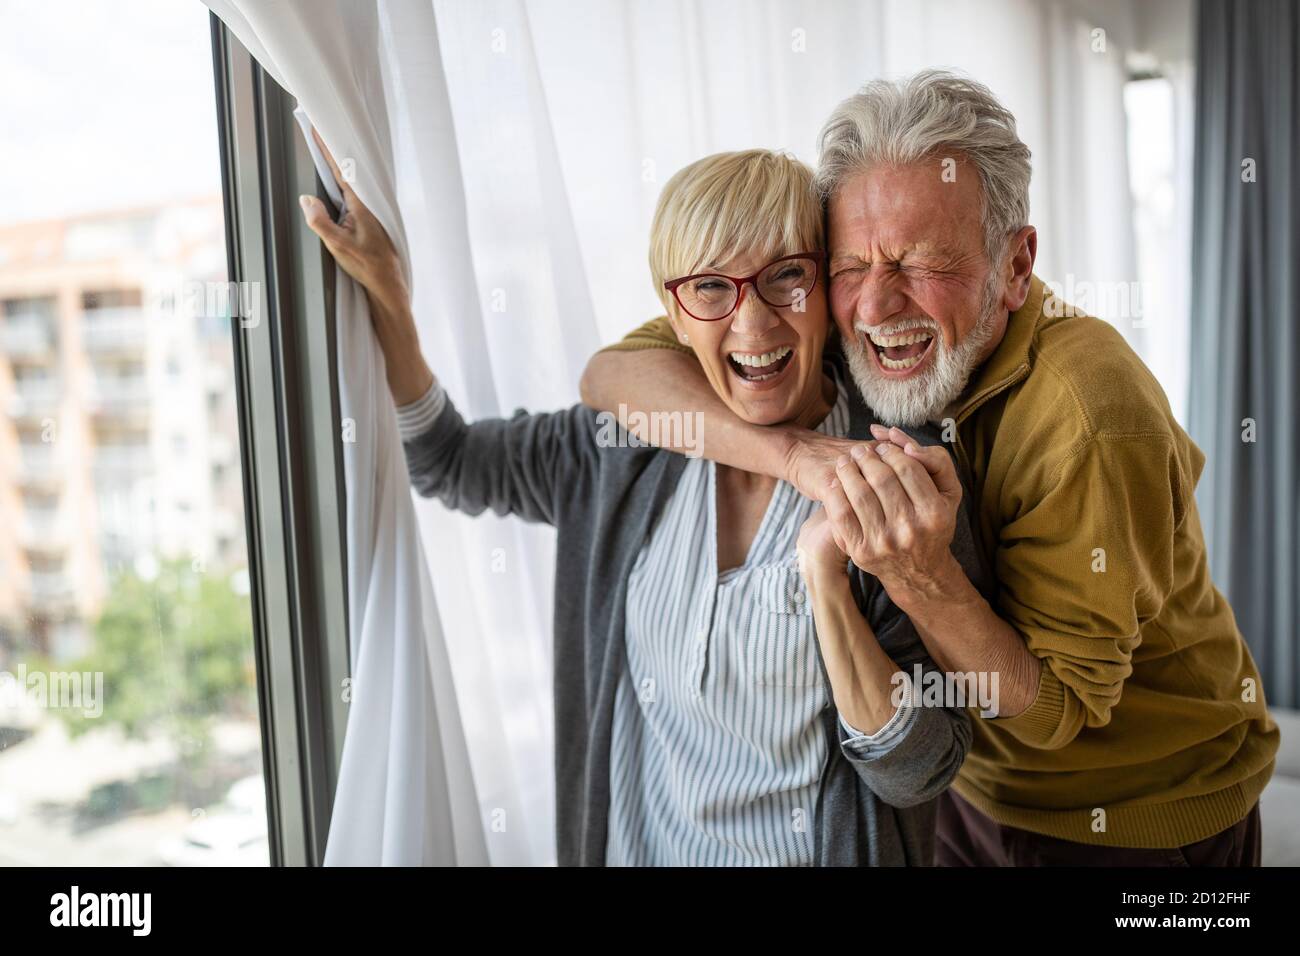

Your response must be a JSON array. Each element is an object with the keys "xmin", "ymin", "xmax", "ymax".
[{"xmin": 815, "ymin": 69, "xmax": 1032, "ymax": 264}]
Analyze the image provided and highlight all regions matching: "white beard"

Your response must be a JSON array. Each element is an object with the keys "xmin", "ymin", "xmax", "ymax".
[{"xmin": 843, "ymin": 282, "xmax": 1002, "ymax": 428}]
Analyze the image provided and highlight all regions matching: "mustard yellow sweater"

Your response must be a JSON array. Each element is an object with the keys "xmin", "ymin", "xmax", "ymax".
[{"xmin": 604, "ymin": 275, "xmax": 1279, "ymax": 848}]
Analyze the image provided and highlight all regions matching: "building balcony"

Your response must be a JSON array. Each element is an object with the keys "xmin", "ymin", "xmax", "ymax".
[
  {"xmin": 93, "ymin": 444, "xmax": 152, "ymax": 477},
  {"xmin": 1, "ymin": 319, "xmax": 56, "ymax": 357},
  {"xmin": 13, "ymin": 445, "xmax": 62, "ymax": 487},
  {"xmin": 27, "ymin": 570, "xmax": 74, "ymax": 605},
  {"xmin": 6, "ymin": 378, "xmax": 62, "ymax": 420},
  {"xmin": 20, "ymin": 514, "xmax": 67, "ymax": 553},
  {"xmin": 93, "ymin": 376, "xmax": 149, "ymax": 405},
  {"xmin": 82, "ymin": 309, "xmax": 149, "ymax": 354},
  {"xmin": 89, "ymin": 377, "xmax": 151, "ymax": 424}
]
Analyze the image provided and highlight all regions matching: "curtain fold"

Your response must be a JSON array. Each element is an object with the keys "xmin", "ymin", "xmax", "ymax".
[
  {"xmin": 1189, "ymin": 0, "xmax": 1299, "ymax": 708},
  {"xmin": 204, "ymin": 0, "xmax": 488, "ymax": 866}
]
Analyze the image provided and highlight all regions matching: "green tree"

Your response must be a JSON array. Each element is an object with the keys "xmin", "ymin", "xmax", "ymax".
[{"xmin": 53, "ymin": 559, "xmax": 257, "ymax": 795}]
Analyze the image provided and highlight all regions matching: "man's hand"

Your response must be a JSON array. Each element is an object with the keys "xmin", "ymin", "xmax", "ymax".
[{"xmin": 822, "ymin": 424, "xmax": 964, "ymax": 605}]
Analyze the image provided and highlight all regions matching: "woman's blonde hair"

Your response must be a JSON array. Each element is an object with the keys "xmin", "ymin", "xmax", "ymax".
[{"xmin": 649, "ymin": 149, "xmax": 823, "ymax": 313}]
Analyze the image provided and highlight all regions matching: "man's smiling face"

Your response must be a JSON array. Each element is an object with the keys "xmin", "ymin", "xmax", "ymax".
[{"xmin": 827, "ymin": 157, "xmax": 1009, "ymax": 426}]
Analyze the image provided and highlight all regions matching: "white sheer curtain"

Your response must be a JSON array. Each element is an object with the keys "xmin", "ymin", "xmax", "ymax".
[
  {"xmin": 201, "ymin": 0, "xmax": 489, "ymax": 865},
  {"xmin": 203, "ymin": 0, "xmax": 1139, "ymax": 866}
]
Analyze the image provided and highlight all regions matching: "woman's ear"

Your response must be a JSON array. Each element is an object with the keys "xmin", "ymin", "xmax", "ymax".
[{"xmin": 665, "ymin": 306, "xmax": 691, "ymax": 346}]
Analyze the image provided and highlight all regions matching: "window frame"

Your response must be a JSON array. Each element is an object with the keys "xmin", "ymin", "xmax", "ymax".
[{"xmin": 209, "ymin": 14, "xmax": 351, "ymax": 867}]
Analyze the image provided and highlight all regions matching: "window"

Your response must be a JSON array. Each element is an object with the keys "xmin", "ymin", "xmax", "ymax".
[
  {"xmin": 0, "ymin": 2, "xmax": 267, "ymax": 866},
  {"xmin": 1124, "ymin": 71, "xmax": 1192, "ymax": 425}
]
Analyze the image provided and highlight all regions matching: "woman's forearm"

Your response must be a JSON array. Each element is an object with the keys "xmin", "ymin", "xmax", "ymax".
[
  {"xmin": 804, "ymin": 564, "xmax": 903, "ymax": 734},
  {"xmin": 578, "ymin": 348, "xmax": 861, "ymax": 504},
  {"xmin": 366, "ymin": 293, "xmax": 435, "ymax": 406}
]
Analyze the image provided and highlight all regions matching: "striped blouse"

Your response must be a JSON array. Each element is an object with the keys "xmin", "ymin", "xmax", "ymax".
[{"xmin": 605, "ymin": 375, "xmax": 912, "ymax": 866}]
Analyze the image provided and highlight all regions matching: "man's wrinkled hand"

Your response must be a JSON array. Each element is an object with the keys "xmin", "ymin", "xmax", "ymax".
[{"xmin": 821, "ymin": 425, "xmax": 963, "ymax": 603}]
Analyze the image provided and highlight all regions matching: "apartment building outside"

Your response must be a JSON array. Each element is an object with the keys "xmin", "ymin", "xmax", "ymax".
[{"xmin": 0, "ymin": 198, "xmax": 245, "ymax": 666}]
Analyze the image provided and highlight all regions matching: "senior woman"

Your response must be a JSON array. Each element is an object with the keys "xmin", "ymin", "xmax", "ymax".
[{"xmin": 300, "ymin": 141, "xmax": 980, "ymax": 866}]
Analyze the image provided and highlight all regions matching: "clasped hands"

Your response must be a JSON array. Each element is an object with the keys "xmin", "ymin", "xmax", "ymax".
[{"xmin": 794, "ymin": 424, "xmax": 963, "ymax": 605}]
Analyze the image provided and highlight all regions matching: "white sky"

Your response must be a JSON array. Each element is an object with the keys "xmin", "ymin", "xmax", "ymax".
[{"xmin": 0, "ymin": 0, "xmax": 223, "ymax": 224}]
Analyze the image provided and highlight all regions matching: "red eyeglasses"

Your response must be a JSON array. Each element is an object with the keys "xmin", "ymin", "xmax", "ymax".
[{"xmin": 664, "ymin": 252, "xmax": 822, "ymax": 321}]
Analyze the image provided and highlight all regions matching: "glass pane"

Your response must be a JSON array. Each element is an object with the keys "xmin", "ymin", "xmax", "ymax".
[{"xmin": 0, "ymin": 0, "xmax": 267, "ymax": 866}]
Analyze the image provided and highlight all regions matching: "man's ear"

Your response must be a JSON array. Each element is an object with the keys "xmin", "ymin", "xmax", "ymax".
[{"xmin": 1002, "ymin": 226, "xmax": 1037, "ymax": 312}]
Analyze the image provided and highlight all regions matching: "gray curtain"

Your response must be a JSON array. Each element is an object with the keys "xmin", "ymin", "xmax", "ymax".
[{"xmin": 1190, "ymin": 0, "xmax": 1299, "ymax": 707}]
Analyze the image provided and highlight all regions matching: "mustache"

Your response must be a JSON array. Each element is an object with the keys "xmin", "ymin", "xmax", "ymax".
[{"xmin": 852, "ymin": 318, "xmax": 941, "ymax": 338}]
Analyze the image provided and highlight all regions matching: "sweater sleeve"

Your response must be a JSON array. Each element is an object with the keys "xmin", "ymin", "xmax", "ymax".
[
  {"xmin": 597, "ymin": 316, "xmax": 695, "ymax": 355},
  {"xmin": 838, "ymin": 600, "xmax": 972, "ymax": 808},
  {"xmin": 401, "ymin": 389, "xmax": 600, "ymax": 527},
  {"xmin": 989, "ymin": 433, "xmax": 1188, "ymax": 749},
  {"xmin": 394, "ymin": 380, "xmax": 449, "ymax": 440}
]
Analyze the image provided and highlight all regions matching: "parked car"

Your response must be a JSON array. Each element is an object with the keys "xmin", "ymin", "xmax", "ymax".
[{"xmin": 157, "ymin": 775, "xmax": 268, "ymax": 866}]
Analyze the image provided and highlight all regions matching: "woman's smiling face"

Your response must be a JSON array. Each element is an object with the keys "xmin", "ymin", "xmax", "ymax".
[
  {"xmin": 649, "ymin": 150, "xmax": 829, "ymax": 426},
  {"xmin": 667, "ymin": 251, "xmax": 830, "ymax": 427}
]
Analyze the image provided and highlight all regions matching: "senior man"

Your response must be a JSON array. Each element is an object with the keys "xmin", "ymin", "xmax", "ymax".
[{"xmin": 580, "ymin": 70, "xmax": 1279, "ymax": 866}]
